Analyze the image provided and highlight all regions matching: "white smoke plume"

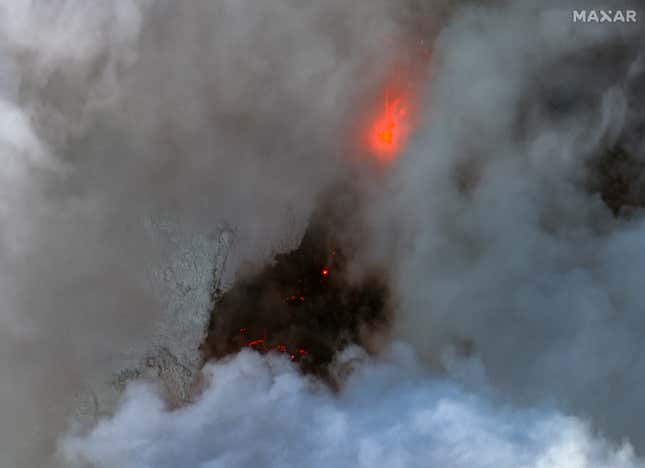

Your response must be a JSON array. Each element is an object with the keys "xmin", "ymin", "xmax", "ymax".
[
  {"xmin": 2, "ymin": 0, "xmax": 645, "ymax": 467},
  {"xmin": 60, "ymin": 345, "xmax": 641, "ymax": 468}
]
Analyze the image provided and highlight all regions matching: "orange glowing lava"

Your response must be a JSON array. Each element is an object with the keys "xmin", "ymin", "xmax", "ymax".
[
  {"xmin": 239, "ymin": 328, "xmax": 309, "ymax": 362},
  {"xmin": 362, "ymin": 40, "xmax": 432, "ymax": 164},
  {"xmin": 368, "ymin": 88, "xmax": 413, "ymax": 163}
]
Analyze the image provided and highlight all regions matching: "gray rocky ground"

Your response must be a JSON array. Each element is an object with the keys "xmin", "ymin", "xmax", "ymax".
[{"xmin": 72, "ymin": 217, "xmax": 234, "ymax": 427}]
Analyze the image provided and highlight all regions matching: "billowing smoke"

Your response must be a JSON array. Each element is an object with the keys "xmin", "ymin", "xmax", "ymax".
[
  {"xmin": 379, "ymin": 0, "xmax": 645, "ymax": 453},
  {"xmin": 3, "ymin": 0, "xmax": 645, "ymax": 467},
  {"xmin": 60, "ymin": 345, "xmax": 640, "ymax": 468},
  {"xmin": 0, "ymin": 0, "xmax": 415, "ymax": 465}
]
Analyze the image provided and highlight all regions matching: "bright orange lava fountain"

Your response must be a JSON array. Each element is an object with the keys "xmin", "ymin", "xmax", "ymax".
[
  {"xmin": 367, "ymin": 86, "xmax": 413, "ymax": 164},
  {"xmin": 360, "ymin": 38, "xmax": 433, "ymax": 164}
]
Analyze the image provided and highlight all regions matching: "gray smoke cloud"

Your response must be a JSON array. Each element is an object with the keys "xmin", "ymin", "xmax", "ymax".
[
  {"xmin": 377, "ymin": 0, "xmax": 645, "ymax": 454},
  {"xmin": 4, "ymin": 0, "xmax": 645, "ymax": 466},
  {"xmin": 0, "ymin": 0, "xmax": 427, "ymax": 465}
]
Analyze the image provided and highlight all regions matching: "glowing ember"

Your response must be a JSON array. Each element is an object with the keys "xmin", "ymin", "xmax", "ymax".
[
  {"xmin": 368, "ymin": 91, "xmax": 411, "ymax": 162},
  {"xmin": 238, "ymin": 328, "xmax": 310, "ymax": 362},
  {"xmin": 321, "ymin": 268, "xmax": 329, "ymax": 277},
  {"xmin": 285, "ymin": 295, "xmax": 305, "ymax": 305}
]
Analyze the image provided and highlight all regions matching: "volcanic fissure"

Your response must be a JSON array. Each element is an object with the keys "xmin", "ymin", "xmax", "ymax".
[{"xmin": 200, "ymin": 193, "xmax": 393, "ymax": 380}]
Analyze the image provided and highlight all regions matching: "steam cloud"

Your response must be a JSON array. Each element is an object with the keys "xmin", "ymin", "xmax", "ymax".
[
  {"xmin": 60, "ymin": 346, "xmax": 640, "ymax": 468},
  {"xmin": 2, "ymin": 0, "xmax": 645, "ymax": 467}
]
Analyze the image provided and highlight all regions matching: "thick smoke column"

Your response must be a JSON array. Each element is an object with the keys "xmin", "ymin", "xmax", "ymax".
[{"xmin": 377, "ymin": 0, "xmax": 645, "ymax": 453}]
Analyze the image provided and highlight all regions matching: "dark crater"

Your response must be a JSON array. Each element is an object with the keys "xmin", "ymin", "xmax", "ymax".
[{"xmin": 200, "ymin": 196, "xmax": 392, "ymax": 381}]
